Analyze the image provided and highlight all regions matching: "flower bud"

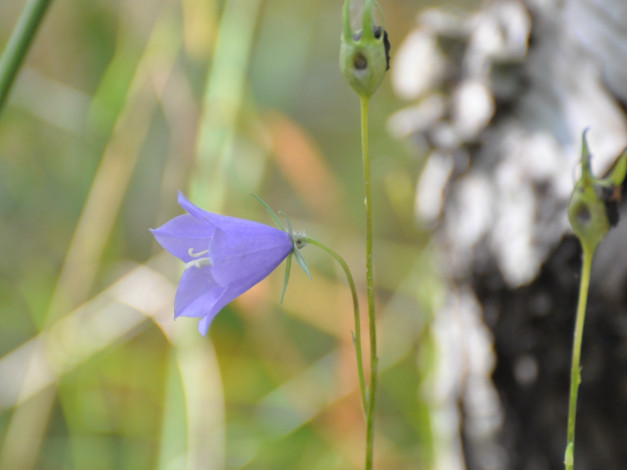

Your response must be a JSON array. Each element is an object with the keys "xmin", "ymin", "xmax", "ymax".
[
  {"xmin": 340, "ymin": 0, "xmax": 390, "ymax": 98},
  {"xmin": 568, "ymin": 131, "xmax": 627, "ymax": 251}
]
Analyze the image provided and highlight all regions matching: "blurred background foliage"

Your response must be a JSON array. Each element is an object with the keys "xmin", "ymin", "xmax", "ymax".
[{"xmin": 0, "ymin": 0, "xmax": 477, "ymax": 468}]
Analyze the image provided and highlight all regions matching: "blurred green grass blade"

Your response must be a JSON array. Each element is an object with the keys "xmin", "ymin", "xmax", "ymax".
[
  {"xmin": 0, "ymin": 0, "xmax": 52, "ymax": 115},
  {"xmin": 173, "ymin": 329, "xmax": 226, "ymax": 470},
  {"xmin": 190, "ymin": 0, "xmax": 262, "ymax": 210},
  {"xmin": 45, "ymin": 3, "xmax": 183, "ymax": 325},
  {"xmin": 157, "ymin": 351, "xmax": 188, "ymax": 470},
  {"xmin": 0, "ymin": 388, "xmax": 56, "ymax": 470}
]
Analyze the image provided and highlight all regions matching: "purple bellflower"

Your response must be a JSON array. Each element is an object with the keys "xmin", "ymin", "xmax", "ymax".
[{"xmin": 151, "ymin": 192, "xmax": 299, "ymax": 335}]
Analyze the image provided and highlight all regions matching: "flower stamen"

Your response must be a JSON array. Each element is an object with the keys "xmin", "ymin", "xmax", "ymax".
[{"xmin": 184, "ymin": 248, "xmax": 212, "ymax": 270}]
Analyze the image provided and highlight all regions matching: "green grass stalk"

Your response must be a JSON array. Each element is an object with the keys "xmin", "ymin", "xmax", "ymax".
[{"xmin": 0, "ymin": 0, "xmax": 52, "ymax": 115}]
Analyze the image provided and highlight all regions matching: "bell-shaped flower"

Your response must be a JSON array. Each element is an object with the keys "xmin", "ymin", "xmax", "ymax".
[{"xmin": 150, "ymin": 192, "xmax": 294, "ymax": 335}]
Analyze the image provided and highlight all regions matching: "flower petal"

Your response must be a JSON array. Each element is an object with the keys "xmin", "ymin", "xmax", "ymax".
[
  {"xmin": 198, "ymin": 314, "xmax": 217, "ymax": 336},
  {"xmin": 177, "ymin": 191, "xmax": 215, "ymax": 222},
  {"xmin": 178, "ymin": 191, "xmax": 274, "ymax": 233},
  {"xmin": 210, "ymin": 225, "xmax": 293, "ymax": 288},
  {"xmin": 174, "ymin": 266, "xmax": 227, "ymax": 319},
  {"xmin": 150, "ymin": 214, "xmax": 215, "ymax": 262}
]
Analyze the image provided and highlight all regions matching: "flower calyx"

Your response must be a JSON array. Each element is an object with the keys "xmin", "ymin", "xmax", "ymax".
[
  {"xmin": 340, "ymin": 0, "xmax": 390, "ymax": 98},
  {"xmin": 251, "ymin": 194, "xmax": 311, "ymax": 302}
]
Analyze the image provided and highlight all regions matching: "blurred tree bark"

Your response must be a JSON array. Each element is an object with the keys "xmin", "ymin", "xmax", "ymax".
[{"xmin": 390, "ymin": 1, "xmax": 627, "ymax": 469}]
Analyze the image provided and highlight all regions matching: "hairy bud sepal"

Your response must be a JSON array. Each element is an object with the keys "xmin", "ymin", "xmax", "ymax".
[{"xmin": 340, "ymin": 0, "xmax": 389, "ymax": 98}]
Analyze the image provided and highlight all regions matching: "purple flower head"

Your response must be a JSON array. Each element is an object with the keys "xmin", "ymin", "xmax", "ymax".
[{"xmin": 150, "ymin": 192, "xmax": 294, "ymax": 335}]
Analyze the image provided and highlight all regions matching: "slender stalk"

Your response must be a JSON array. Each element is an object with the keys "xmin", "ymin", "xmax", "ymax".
[
  {"xmin": 360, "ymin": 95, "xmax": 378, "ymax": 470},
  {"xmin": 302, "ymin": 236, "xmax": 367, "ymax": 412},
  {"xmin": 0, "ymin": 0, "xmax": 53, "ymax": 115},
  {"xmin": 564, "ymin": 245, "xmax": 594, "ymax": 470}
]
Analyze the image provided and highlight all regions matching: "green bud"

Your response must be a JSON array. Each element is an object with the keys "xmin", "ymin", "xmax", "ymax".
[
  {"xmin": 568, "ymin": 130, "xmax": 627, "ymax": 252},
  {"xmin": 339, "ymin": 0, "xmax": 390, "ymax": 98}
]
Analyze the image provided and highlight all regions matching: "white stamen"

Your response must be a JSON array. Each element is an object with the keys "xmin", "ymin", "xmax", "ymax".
[
  {"xmin": 188, "ymin": 248, "xmax": 209, "ymax": 258},
  {"xmin": 184, "ymin": 248, "xmax": 212, "ymax": 270}
]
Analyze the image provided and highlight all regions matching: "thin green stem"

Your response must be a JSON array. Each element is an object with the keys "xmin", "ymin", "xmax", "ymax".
[
  {"xmin": 0, "ymin": 0, "xmax": 53, "ymax": 115},
  {"xmin": 301, "ymin": 236, "xmax": 367, "ymax": 412},
  {"xmin": 564, "ymin": 245, "xmax": 594, "ymax": 470},
  {"xmin": 360, "ymin": 95, "xmax": 378, "ymax": 470}
]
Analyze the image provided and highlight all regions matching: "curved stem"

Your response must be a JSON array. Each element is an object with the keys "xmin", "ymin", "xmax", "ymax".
[
  {"xmin": 302, "ymin": 236, "xmax": 367, "ymax": 412},
  {"xmin": 0, "ymin": 0, "xmax": 53, "ymax": 115},
  {"xmin": 360, "ymin": 95, "xmax": 377, "ymax": 470},
  {"xmin": 564, "ymin": 244, "xmax": 594, "ymax": 470}
]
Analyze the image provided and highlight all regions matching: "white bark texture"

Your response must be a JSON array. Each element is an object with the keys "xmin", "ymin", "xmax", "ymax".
[{"xmin": 391, "ymin": 1, "xmax": 627, "ymax": 469}]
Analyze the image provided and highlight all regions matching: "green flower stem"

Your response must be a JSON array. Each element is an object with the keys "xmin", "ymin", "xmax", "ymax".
[
  {"xmin": 301, "ymin": 236, "xmax": 367, "ymax": 412},
  {"xmin": 0, "ymin": 0, "xmax": 52, "ymax": 115},
  {"xmin": 562, "ymin": 131, "xmax": 627, "ymax": 469},
  {"xmin": 564, "ymin": 244, "xmax": 594, "ymax": 470},
  {"xmin": 360, "ymin": 95, "xmax": 378, "ymax": 470}
]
